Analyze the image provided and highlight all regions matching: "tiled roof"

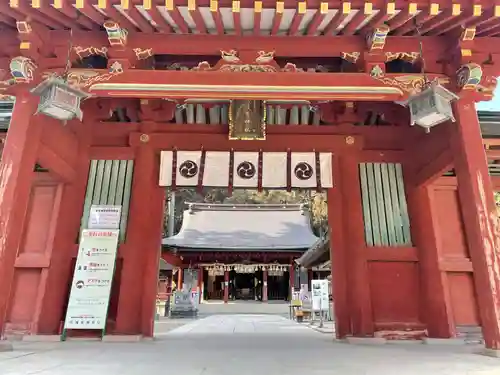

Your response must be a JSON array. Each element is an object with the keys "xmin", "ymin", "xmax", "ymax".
[{"xmin": 162, "ymin": 203, "xmax": 318, "ymax": 251}]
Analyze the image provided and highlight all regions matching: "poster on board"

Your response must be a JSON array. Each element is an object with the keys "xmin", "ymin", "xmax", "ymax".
[
  {"xmin": 311, "ymin": 279, "xmax": 329, "ymax": 312},
  {"xmin": 63, "ymin": 229, "xmax": 119, "ymax": 330},
  {"xmin": 88, "ymin": 205, "xmax": 122, "ymax": 230}
]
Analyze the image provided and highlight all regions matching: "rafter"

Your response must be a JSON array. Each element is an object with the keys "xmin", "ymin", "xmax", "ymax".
[
  {"xmin": 232, "ymin": 0, "xmax": 242, "ymax": 35},
  {"xmin": 392, "ymin": 6, "xmax": 439, "ymax": 36},
  {"xmin": 322, "ymin": 3, "xmax": 350, "ymax": 35},
  {"xmin": 120, "ymin": 5, "xmax": 154, "ymax": 33},
  {"xmin": 188, "ymin": 1, "xmax": 208, "ymax": 34},
  {"xmin": 52, "ymin": 1, "xmax": 95, "ymax": 30},
  {"xmin": 270, "ymin": 2, "xmax": 284, "ymax": 36},
  {"xmin": 210, "ymin": 0, "xmax": 225, "ymax": 35},
  {"xmin": 146, "ymin": 5, "xmax": 174, "ymax": 33},
  {"xmin": 253, "ymin": 1, "xmax": 262, "ymax": 36},
  {"xmin": 288, "ymin": 2, "xmax": 307, "ymax": 36},
  {"xmin": 306, "ymin": 5, "xmax": 327, "ymax": 36},
  {"xmin": 346, "ymin": 6, "xmax": 374, "ymax": 36}
]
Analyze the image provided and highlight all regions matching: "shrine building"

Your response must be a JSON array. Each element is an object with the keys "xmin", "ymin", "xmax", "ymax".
[
  {"xmin": 1, "ymin": 0, "xmax": 500, "ymax": 353},
  {"xmin": 162, "ymin": 202, "xmax": 318, "ymax": 302}
]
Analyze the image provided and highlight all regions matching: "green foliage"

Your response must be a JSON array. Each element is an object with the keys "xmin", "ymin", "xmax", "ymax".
[{"xmin": 164, "ymin": 188, "xmax": 328, "ymax": 237}]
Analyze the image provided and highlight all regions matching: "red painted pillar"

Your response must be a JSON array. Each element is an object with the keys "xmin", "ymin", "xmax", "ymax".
[
  {"xmin": 0, "ymin": 95, "xmax": 42, "ymax": 336},
  {"xmin": 35, "ymin": 130, "xmax": 90, "ymax": 334},
  {"xmin": 262, "ymin": 269, "xmax": 268, "ymax": 302},
  {"xmin": 451, "ymin": 99, "xmax": 500, "ymax": 350},
  {"xmin": 340, "ymin": 154, "xmax": 373, "ymax": 337},
  {"xmin": 406, "ymin": 184, "xmax": 454, "ymax": 338},
  {"xmin": 198, "ymin": 267, "xmax": 204, "ymax": 303},
  {"xmin": 115, "ymin": 143, "xmax": 164, "ymax": 337},
  {"xmin": 223, "ymin": 270, "xmax": 229, "ymax": 303},
  {"xmin": 327, "ymin": 182, "xmax": 350, "ymax": 339},
  {"xmin": 177, "ymin": 267, "xmax": 183, "ymax": 290}
]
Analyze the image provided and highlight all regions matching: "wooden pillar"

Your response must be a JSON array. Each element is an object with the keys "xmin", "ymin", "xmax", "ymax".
[
  {"xmin": 0, "ymin": 95, "xmax": 42, "ymax": 336},
  {"xmin": 451, "ymin": 99, "xmax": 500, "ymax": 350},
  {"xmin": 262, "ymin": 269, "xmax": 268, "ymax": 302},
  {"xmin": 34, "ymin": 124, "xmax": 91, "ymax": 334},
  {"xmin": 406, "ymin": 184, "xmax": 454, "ymax": 338},
  {"xmin": 198, "ymin": 267, "xmax": 204, "ymax": 303},
  {"xmin": 340, "ymin": 154, "xmax": 373, "ymax": 337},
  {"xmin": 327, "ymin": 183, "xmax": 350, "ymax": 339},
  {"xmin": 115, "ymin": 143, "xmax": 164, "ymax": 337},
  {"xmin": 289, "ymin": 263, "xmax": 295, "ymax": 299},
  {"xmin": 177, "ymin": 267, "xmax": 183, "ymax": 289},
  {"xmin": 223, "ymin": 270, "xmax": 229, "ymax": 303}
]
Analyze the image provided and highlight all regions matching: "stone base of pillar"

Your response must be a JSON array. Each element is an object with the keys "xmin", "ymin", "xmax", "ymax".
[
  {"xmin": 482, "ymin": 348, "xmax": 500, "ymax": 358},
  {"xmin": 0, "ymin": 340, "xmax": 13, "ymax": 352}
]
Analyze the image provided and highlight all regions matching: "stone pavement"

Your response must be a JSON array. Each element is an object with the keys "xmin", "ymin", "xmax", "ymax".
[{"xmin": 1, "ymin": 314, "xmax": 500, "ymax": 375}]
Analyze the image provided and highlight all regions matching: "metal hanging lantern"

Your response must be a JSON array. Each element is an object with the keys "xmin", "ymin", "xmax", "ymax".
[
  {"xmin": 406, "ymin": 81, "xmax": 459, "ymax": 133},
  {"xmin": 31, "ymin": 76, "xmax": 90, "ymax": 121}
]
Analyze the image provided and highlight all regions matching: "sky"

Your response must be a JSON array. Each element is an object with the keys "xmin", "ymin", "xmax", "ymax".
[{"xmin": 476, "ymin": 81, "xmax": 500, "ymax": 111}]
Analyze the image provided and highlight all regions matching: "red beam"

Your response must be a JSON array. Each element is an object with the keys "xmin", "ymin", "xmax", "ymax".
[
  {"xmin": 47, "ymin": 32, "xmax": 451, "ymax": 57},
  {"xmin": 322, "ymin": 11, "xmax": 348, "ymax": 35},
  {"xmin": 83, "ymin": 69, "xmax": 446, "ymax": 101},
  {"xmin": 37, "ymin": 144, "xmax": 76, "ymax": 182},
  {"xmin": 129, "ymin": 132, "xmax": 362, "ymax": 153},
  {"xmin": 233, "ymin": 10, "xmax": 242, "ymax": 35}
]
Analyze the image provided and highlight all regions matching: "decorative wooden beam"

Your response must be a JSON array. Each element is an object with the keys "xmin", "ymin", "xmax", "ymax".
[
  {"xmin": 5, "ymin": 2, "xmax": 62, "ymax": 29},
  {"xmin": 76, "ymin": 68, "xmax": 448, "ymax": 102}
]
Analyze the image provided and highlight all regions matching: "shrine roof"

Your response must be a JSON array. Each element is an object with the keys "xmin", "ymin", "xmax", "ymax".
[
  {"xmin": 162, "ymin": 203, "xmax": 319, "ymax": 251},
  {"xmin": 3, "ymin": 2, "xmax": 499, "ymax": 37}
]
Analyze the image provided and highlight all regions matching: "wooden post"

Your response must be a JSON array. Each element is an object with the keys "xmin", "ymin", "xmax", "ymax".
[
  {"xmin": 263, "ymin": 269, "xmax": 268, "ymax": 302},
  {"xmin": 405, "ymin": 184, "xmax": 454, "ymax": 338},
  {"xmin": 0, "ymin": 95, "xmax": 42, "ymax": 336},
  {"xmin": 223, "ymin": 270, "xmax": 229, "ymax": 303},
  {"xmin": 198, "ymin": 267, "xmax": 204, "ymax": 303},
  {"xmin": 340, "ymin": 154, "xmax": 373, "ymax": 337},
  {"xmin": 177, "ymin": 267, "xmax": 183, "ymax": 290},
  {"xmin": 451, "ymin": 99, "xmax": 500, "ymax": 350},
  {"xmin": 289, "ymin": 263, "xmax": 294, "ymax": 299}
]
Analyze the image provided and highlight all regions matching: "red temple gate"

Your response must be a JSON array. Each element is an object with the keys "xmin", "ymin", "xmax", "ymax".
[{"xmin": 0, "ymin": 0, "xmax": 498, "ymax": 353}]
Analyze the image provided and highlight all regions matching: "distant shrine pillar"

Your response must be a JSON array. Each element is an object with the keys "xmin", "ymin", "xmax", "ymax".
[
  {"xmin": 451, "ymin": 99, "xmax": 500, "ymax": 350},
  {"xmin": 223, "ymin": 270, "xmax": 229, "ymax": 303},
  {"xmin": 262, "ymin": 269, "xmax": 268, "ymax": 302}
]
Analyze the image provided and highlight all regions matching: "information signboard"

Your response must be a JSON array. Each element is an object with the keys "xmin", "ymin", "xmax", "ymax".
[
  {"xmin": 311, "ymin": 279, "xmax": 329, "ymax": 311},
  {"xmin": 88, "ymin": 205, "xmax": 122, "ymax": 230},
  {"xmin": 63, "ymin": 229, "xmax": 120, "ymax": 332}
]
